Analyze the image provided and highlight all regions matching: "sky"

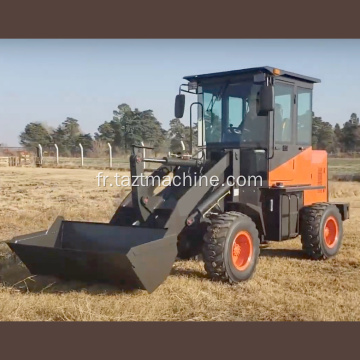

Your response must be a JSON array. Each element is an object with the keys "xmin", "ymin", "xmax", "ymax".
[{"xmin": 0, "ymin": 39, "xmax": 359, "ymax": 146}]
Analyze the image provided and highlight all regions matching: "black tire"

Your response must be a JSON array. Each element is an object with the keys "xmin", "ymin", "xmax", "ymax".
[
  {"xmin": 176, "ymin": 222, "xmax": 208, "ymax": 260},
  {"xmin": 202, "ymin": 211, "xmax": 260, "ymax": 283},
  {"xmin": 300, "ymin": 203, "xmax": 343, "ymax": 260}
]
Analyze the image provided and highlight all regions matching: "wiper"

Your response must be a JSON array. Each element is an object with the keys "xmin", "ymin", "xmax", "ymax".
[
  {"xmin": 206, "ymin": 82, "xmax": 230, "ymax": 112},
  {"xmin": 206, "ymin": 94, "xmax": 217, "ymax": 112}
]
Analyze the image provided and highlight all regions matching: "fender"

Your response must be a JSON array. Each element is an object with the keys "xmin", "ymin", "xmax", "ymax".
[{"xmin": 226, "ymin": 202, "xmax": 266, "ymax": 238}]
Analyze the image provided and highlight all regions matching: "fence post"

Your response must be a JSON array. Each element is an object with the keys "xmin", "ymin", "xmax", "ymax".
[
  {"xmin": 180, "ymin": 140, "xmax": 185, "ymax": 151},
  {"xmin": 79, "ymin": 143, "xmax": 84, "ymax": 167},
  {"xmin": 37, "ymin": 144, "xmax": 43, "ymax": 167},
  {"xmin": 54, "ymin": 144, "xmax": 59, "ymax": 165},
  {"xmin": 107, "ymin": 143, "xmax": 112, "ymax": 168},
  {"xmin": 141, "ymin": 141, "xmax": 146, "ymax": 170}
]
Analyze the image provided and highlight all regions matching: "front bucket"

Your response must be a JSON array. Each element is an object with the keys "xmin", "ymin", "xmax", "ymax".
[{"xmin": 6, "ymin": 217, "xmax": 177, "ymax": 293}]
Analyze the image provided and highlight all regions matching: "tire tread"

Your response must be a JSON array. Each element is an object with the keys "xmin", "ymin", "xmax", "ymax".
[
  {"xmin": 300, "ymin": 202, "xmax": 341, "ymax": 260},
  {"xmin": 202, "ymin": 211, "xmax": 258, "ymax": 283}
]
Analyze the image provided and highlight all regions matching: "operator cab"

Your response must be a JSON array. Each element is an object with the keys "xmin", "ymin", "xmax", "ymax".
[
  {"xmin": 176, "ymin": 66, "xmax": 320, "ymax": 183},
  {"xmin": 181, "ymin": 66, "xmax": 320, "ymax": 149}
]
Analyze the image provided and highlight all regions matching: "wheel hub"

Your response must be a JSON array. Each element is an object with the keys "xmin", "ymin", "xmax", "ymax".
[
  {"xmin": 231, "ymin": 231, "xmax": 253, "ymax": 271},
  {"xmin": 233, "ymin": 243, "xmax": 241, "ymax": 257},
  {"xmin": 323, "ymin": 216, "xmax": 339, "ymax": 249}
]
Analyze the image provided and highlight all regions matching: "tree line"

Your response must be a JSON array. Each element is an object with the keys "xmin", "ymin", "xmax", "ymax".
[
  {"xmin": 313, "ymin": 113, "xmax": 360, "ymax": 153},
  {"xmin": 18, "ymin": 103, "xmax": 197, "ymax": 156},
  {"xmin": 16, "ymin": 103, "xmax": 360, "ymax": 156}
]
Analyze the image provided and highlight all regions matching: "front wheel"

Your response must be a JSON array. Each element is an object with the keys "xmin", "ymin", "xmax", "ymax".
[
  {"xmin": 300, "ymin": 203, "xmax": 343, "ymax": 259},
  {"xmin": 202, "ymin": 212, "xmax": 260, "ymax": 283}
]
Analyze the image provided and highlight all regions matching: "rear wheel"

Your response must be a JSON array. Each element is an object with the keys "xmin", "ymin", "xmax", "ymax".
[
  {"xmin": 300, "ymin": 203, "xmax": 343, "ymax": 259},
  {"xmin": 202, "ymin": 212, "xmax": 260, "ymax": 283}
]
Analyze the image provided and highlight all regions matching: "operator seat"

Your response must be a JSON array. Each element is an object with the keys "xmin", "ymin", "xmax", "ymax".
[
  {"xmin": 274, "ymin": 103, "xmax": 284, "ymax": 142},
  {"xmin": 297, "ymin": 109, "xmax": 312, "ymax": 142},
  {"xmin": 275, "ymin": 103, "xmax": 292, "ymax": 142}
]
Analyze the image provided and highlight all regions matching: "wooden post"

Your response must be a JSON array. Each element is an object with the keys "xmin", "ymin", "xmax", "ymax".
[
  {"xmin": 37, "ymin": 144, "xmax": 43, "ymax": 167},
  {"xmin": 54, "ymin": 144, "xmax": 59, "ymax": 165},
  {"xmin": 107, "ymin": 143, "xmax": 112, "ymax": 168},
  {"xmin": 79, "ymin": 143, "xmax": 84, "ymax": 167}
]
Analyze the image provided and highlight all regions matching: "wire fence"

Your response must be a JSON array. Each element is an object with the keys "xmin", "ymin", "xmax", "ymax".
[
  {"xmin": 0, "ymin": 144, "xmax": 160, "ymax": 170},
  {"xmin": 41, "ymin": 155, "xmax": 130, "ymax": 168},
  {"xmin": 2, "ymin": 144, "xmax": 360, "ymax": 170}
]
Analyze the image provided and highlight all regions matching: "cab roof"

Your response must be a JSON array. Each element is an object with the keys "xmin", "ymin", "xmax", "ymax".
[{"xmin": 183, "ymin": 66, "xmax": 321, "ymax": 84}]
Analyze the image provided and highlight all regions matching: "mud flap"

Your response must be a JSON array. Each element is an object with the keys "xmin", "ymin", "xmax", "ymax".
[{"xmin": 6, "ymin": 217, "xmax": 177, "ymax": 293}]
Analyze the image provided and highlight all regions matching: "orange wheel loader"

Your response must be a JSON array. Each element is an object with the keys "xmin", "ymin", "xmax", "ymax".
[{"xmin": 7, "ymin": 66, "xmax": 350, "ymax": 293}]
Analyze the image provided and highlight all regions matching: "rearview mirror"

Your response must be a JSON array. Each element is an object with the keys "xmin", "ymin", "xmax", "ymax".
[
  {"xmin": 175, "ymin": 94, "xmax": 185, "ymax": 118},
  {"xmin": 258, "ymin": 84, "xmax": 274, "ymax": 116}
]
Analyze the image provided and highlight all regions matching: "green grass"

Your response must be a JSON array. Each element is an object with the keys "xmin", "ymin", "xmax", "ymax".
[{"xmin": 328, "ymin": 158, "xmax": 360, "ymax": 177}]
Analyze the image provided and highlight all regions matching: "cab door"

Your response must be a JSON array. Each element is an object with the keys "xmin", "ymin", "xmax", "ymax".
[
  {"xmin": 269, "ymin": 80, "xmax": 296, "ymax": 184},
  {"xmin": 269, "ymin": 80, "xmax": 314, "ymax": 186}
]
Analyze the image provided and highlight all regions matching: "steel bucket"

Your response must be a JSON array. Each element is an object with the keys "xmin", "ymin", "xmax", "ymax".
[{"xmin": 6, "ymin": 217, "xmax": 177, "ymax": 293}]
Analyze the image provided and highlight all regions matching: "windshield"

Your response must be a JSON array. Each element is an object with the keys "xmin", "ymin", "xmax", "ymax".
[{"xmin": 201, "ymin": 80, "xmax": 268, "ymax": 146}]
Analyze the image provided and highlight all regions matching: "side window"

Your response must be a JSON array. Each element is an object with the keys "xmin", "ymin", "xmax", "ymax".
[
  {"xmin": 274, "ymin": 83, "xmax": 293, "ymax": 143},
  {"xmin": 228, "ymin": 96, "xmax": 243, "ymax": 127},
  {"xmin": 204, "ymin": 92, "xmax": 222, "ymax": 143},
  {"xmin": 297, "ymin": 88, "xmax": 312, "ymax": 144}
]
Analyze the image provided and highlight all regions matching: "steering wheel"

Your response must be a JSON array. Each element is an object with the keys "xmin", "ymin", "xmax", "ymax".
[{"xmin": 228, "ymin": 124, "xmax": 242, "ymax": 135}]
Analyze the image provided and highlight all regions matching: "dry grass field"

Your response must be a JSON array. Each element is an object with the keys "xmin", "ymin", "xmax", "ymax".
[{"xmin": 0, "ymin": 165, "xmax": 360, "ymax": 321}]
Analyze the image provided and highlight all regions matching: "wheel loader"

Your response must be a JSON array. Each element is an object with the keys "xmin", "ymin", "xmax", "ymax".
[{"xmin": 6, "ymin": 66, "xmax": 350, "ymax": 293}]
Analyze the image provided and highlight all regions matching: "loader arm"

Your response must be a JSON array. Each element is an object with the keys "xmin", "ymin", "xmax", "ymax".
[{"xmin": 163, "ymin": 153, "xmax": 230, "ymax": 235}]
